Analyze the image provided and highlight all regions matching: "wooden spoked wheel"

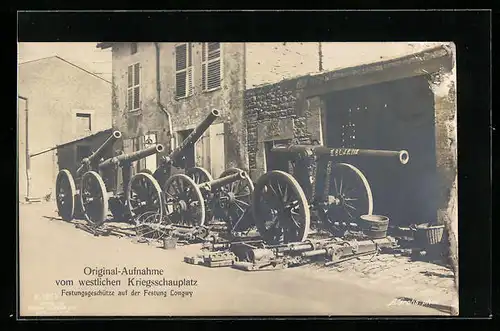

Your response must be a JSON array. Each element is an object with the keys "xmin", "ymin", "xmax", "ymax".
[
  {"xmin": 127, "ymin": 173, "xmax": 164, "ymax": 220},
  {"xmin": 138, "ymin": 168, "xmax": 153, "ymax": 175},
  {"xmin": 185, "ymin": 166, "xmax": 213, "ymax": 184},
  {"xmin": 252, "ymin": 170, "xmax": 310, "ymax": 244},
  {"xmin": 134, "ymin": 211, "xmax": 169, "ymax": 242},
  {"xmin": 212, "ymin": 168, "xmax": 255, "ymax": 233},
  {"xmin": 316, "ymin": 162, "xmax": 373, "ymax": 228},
  {"xmin": 55, "ymin": 169, "xmax": 77, "ymax": 221},
  {"xmin": 80, "ymin": 171, "xmax": 109, "ymax": 226},
  {"xmin": 163, "ymin": 174, "xmax": 206, "ymax": 227}
]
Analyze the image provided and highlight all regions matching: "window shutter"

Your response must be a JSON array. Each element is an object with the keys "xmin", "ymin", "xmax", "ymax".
[
  {"xmin": 175, "ymin": 44, "xmax": 187, "ymax": 71},
  {"xmin": 187, "ymin": 66, "xmax": 193, "ymax": 96},
  {"xmin": 207, "ymin": 42, "xmax": 220, "ymax": 60},
  {"xmin": 202, "ymin": 44, "xmax": 207, "ymax": 91},
  {"xmin": 127, "ymin": 65, "xmax": 133, "ymax": 88},
  {"xmin": 176, "ymin": 71, "xmax": 187, "ymax": 98},
  {"xmin": 133, "ymin": 86, "xmax": 140, "ymax": 110},
  {"xmin": 175, "ymin": 43, "xmax": 192, "ymax": 98},
  {"xmin": 134, "ymin": 63, "xmax": 140, "ymax": 85},
  {"xmin": 202, "ymin": 42, "xmax": 221, "ymax": 91},
  {"xmin": 127, "ymin": 88, "xmax": 133, "ymax": 111},
  {"xmin": 207, "ymin": 60, "xmax": 221, "ymax": 90}
]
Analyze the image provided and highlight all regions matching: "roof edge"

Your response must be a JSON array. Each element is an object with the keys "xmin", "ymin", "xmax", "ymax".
[
  {"xmin": 57, "ymin": 128, "xmax": 114, "ymax": 148},
  {"xmin": 19, "ymin": 55, "xmax": 111, "ymax": 84}
]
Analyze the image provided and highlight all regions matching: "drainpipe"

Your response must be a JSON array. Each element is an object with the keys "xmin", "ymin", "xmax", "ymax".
[
  {"xmin": 154, "ymin": 42, "xmax": 176, "ymax": 150},
  {"xmin": 18, "ymin": 95, "xmax": 30, "ymax": 200}
]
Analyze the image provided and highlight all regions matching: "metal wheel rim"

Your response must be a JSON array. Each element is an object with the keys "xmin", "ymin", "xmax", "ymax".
[
  {"xmin": 55, "ymin": 169, "xmax": 76, "ymax": 221},
  {"xmin": 163, "ymin": 174, "xmax": 206, "ymax": 227},
  {"xmin": 127, "ymin": 173, "xmax": 164, "ymax": 220},
  {"xmin": 79, "ymin": 171, "xmax": 109, "ymax": 226},
  {"xmin": 252, "ymin": 170, "xmax": 310, "ymax": 244},
  {"xmin": 185, "ymin": 166, "xmax": 213, "ymax": 184},
  {"xmin": 216, "ymin": 168, "xmax": 255, "ymax": 232}
]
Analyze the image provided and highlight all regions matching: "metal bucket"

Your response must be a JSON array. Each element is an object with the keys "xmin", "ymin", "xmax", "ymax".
[{"xmin": 360, "ymin": 215, "xmax": 389, "ymax": 239}]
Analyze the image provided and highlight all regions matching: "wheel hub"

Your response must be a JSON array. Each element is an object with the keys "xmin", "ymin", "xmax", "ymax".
[
  {"xmin": 327, "ymin": 195, "xmax": 341, "ymax": 206},
  {"xmin": 174, "ymin": 200, "xmax": 188, "ymax": 213},
  {"xmin": 218, "ymin": 191, "xmax": 236, "ymax": 208}
]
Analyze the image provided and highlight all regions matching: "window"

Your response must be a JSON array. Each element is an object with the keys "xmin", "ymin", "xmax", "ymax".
[
  {"xmin": 175, "ymin": 43, "xmax": 193, "ymax": 98},
  {"xmin": 202, "ymin": 42, "xmax": 222, "ymax": 91},
  {"xmin": 127, "ymin": 63, "xmax": 141, "ymax": 111},
  {"xmin": 75, "ymin": 113, "xmax": 91, "ymax": 134},
  {"xmin": 131, "ymin": 43, "xmax": 138, "ymax": 55}
]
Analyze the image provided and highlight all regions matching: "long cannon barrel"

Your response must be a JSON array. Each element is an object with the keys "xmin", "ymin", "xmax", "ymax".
[
  {"xmin": 162, "ymin": 109, "xmax": 221, "ymax": 166},
  {"xmin": 76, "ymin": 130, "xmax": 122, "ymax": 176},
  {"xmin": 270, "ymin": 145, "xmax": 410, "ymax": 165},
  {"xmin": 99, "ymin": 144, "xmax": 165, "ymax": 170},
  {"xmin": 199, "ymin": 170, "xmax": 247, "ymax": 192}
]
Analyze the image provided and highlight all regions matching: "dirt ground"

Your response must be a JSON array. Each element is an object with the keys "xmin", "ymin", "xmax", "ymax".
[{"xmin": 18, "ymin": 202, "xmax": 458, "ymax": 317}]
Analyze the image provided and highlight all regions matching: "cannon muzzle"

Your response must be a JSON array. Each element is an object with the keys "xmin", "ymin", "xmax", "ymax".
[
  {"xmin": 270, "ymin": 145, "xmax": 410, "ymax": 165},
  {"xmin": 162, "ymin": 109, "xmax": 221, "ymax": 166},
  {"xmin": 99, "ymin": 144, "xmax": 165, "ymax": 170},
  {"xmin": 76, "ymin": 130, "xmax": 122, "ymax": 175}
]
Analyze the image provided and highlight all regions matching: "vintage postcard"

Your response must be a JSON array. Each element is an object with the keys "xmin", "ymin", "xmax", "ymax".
[{"xmin": 18, "ymin": 41, "xmax": 458, "ymax": 316}]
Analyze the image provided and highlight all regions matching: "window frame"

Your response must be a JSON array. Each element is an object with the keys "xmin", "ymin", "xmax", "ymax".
[
  {"xmin": 201, "ymin": 42, "xmax": 223, "ymax": 93},
  {"xmin": 174, "ymin": 42, "xmax": 194, "ymax": 99},
  {"xmin": 75, "ymin": 112, "xmax": 92, "ymax": 132},
  {"xmin": 127, "ymin": 62, "xmax": 141, "ymax": 112}
]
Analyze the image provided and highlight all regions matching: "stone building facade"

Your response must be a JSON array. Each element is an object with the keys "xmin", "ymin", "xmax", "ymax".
[
  {"xmin": 97, "ymin": 42, "xmax": 247, "ymax": 180},
  {"xmin": 100, "ymin": 42, "xmax": 457, "ymax": 233}
]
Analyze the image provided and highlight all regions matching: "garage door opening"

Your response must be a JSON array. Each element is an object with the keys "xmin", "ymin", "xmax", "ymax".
[{"xmin": 323, "ymin": 75, "xmax": 437, "ymax": 227}]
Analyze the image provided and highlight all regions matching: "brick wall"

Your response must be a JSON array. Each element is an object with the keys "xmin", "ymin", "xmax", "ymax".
[{"xmin": 245, "ymin": 77, "xmax": 321, "ymax": 180}]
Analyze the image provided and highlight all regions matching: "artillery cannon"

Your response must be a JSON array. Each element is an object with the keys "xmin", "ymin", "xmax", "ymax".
[
  {"xmin": 125, "ymin": 109, "xmax": 221, "ymax": 226},
  {"xmin": 55, "ymin": 130, "xmax": 122, "ymax": 221},
  {"xmin": 79, "ymin": 143, "xmax": 165, "ymax": 226},
  {"xmin": 152, "ymin": 109, "xmax": 221, "ymax": 185},
  {"xmin": 251, "ymin": 143, "xmax": 410, "ymax": 245},
  {"xmin": 135, "ymin": 168, "xmax": 254, "ymax": 241}
]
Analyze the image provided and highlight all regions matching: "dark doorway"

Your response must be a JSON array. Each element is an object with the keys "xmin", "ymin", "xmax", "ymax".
[
  {"xmin": 264, "ymin": 139, "xmax": 292, "ymax": 172},
  {"xmin": 323, "ymin": 75, "xmax": 437, "ymax": 226},
  {"xmin": 177, "ymin": 129, "xmax": 196, "ymax": 168}
]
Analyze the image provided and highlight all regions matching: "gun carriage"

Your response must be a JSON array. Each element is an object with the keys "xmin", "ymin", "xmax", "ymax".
[
  {"xmin": 251, "ymin": 143, "xmax": 410, "ymax": 245},
  {"xmin": 55, "ymin": 130, "xmax": 122, "ymax": 222},
  {"xmin": 78, "ymin": 143, "xmax": 166, "ymax": 226},
  {"xmin": 135, "ymin": 167, "xmax": 254, "ymax": 242},
  {"xmin": 126, "ymin": 109, "xmax": 224, "ymax": 235}
]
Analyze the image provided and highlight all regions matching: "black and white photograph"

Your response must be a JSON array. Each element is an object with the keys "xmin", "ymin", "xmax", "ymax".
[{"xmin": 18, "ymin": 40, "xmax": 460, "ymax": 316}]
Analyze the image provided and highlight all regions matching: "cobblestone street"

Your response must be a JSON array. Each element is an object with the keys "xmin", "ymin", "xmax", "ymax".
[{"xmin": 19, "ymin": 202, "xmax": 458, "ymax": 316}]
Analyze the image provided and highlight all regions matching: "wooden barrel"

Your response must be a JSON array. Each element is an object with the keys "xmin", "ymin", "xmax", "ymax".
[{"xmin": 359, "ymin": 215, "xmax": 390, "ymax": 239}]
